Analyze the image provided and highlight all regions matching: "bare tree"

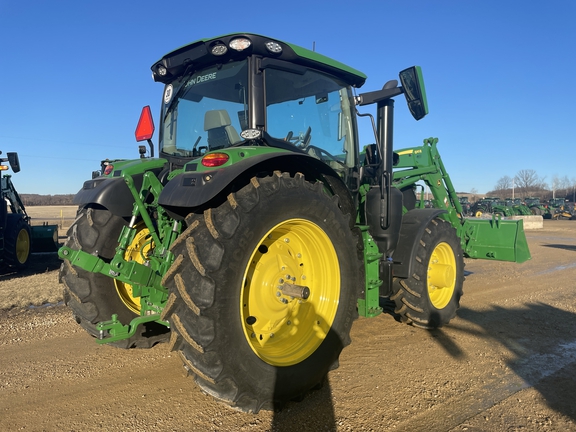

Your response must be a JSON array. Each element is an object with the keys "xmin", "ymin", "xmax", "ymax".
[
  {"xmin": 494, "ymin": 175, "xmax": 513, "ymax": 192},
  {"xmin": 470, "ymin": 188, "xmax": 478, "ymax": 203},
  {"xmin": 514, "ymin": 169, "xmax": 545, "ymax": 196}
]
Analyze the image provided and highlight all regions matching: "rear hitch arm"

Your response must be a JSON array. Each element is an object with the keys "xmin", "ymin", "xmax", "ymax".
[{"xmin": 95, "ymin": 313, "xmax": 169, "ymax": 344}]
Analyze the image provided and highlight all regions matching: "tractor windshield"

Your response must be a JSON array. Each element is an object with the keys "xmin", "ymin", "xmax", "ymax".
[
  {"xmin": 160, "ymin": 60, "xmax": 248, "ymax": 157},
  {"xmin": 159, "ymin": 57, "xmax": 359, "ymax": 170},
  {"xmin": 265, "ymin": 67, "xmax": 358, "ymax": 169}
]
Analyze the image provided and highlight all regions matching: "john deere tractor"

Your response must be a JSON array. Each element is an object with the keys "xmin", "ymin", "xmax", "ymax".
[
  {"xmin": 1, "ymin": 151, "xmax": 59, "ymax": 272},
  {"xmin": 59, "ymin": 33, "xmax": 530, "ymax": 412}
]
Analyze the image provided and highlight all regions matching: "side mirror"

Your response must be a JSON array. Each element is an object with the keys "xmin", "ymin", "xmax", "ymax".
[
  {"xmin": 399, "ymin": 66, "xmax": 428, "ymax": 121},
  {"xmin": 7, "ymin": 152, "xmax": 20, "ymax": 173}
]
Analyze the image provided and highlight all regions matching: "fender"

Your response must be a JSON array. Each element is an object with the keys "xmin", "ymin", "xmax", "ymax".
[
  {"xmin": 392, "ymin": 208, "xmax": 448, "ymax": 279},
  {"xmin": 158, "ymin": 151, "xmax": 349, "ymax": 216},
  {"xmin": 74, "ymin": 175, "xmax": 145, "ymax": 217},
  {"xmin": 74, "ymin": 158, "xmax": 166, "ymax": 217}
]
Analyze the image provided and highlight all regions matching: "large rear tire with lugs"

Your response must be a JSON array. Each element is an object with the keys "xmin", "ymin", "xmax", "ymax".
[
  {"xmin": 391, "ymin": 218, "xmax": 464, "ymax": 329},
  {"xmin": 59, "ymin": 206, "xmax": 170, "ymax": 348},
  {"xmin": 161, "ymin": 172, "xmax": 361, "ymax": 413}
]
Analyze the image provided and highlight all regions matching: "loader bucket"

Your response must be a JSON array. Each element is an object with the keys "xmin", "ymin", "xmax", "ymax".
[
  {"xmin": 460, "ymin": 217, "xmax": 531, "ymax": 263},
  {"xmin": 31, "ymin": 224, "xmax": 60, "ymax": 252}
]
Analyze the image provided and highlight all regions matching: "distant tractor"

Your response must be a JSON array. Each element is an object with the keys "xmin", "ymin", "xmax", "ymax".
[
  {"xmin": 1, "ymin": 151, "xmax": 59, "ymax": 271},
  {"xmin": 524, "ymin": 197, "xmax": 550, "ymax": 218},
  {"xmin": 458, "ymin": 196, "xmax": 471, "ymax": 216}
]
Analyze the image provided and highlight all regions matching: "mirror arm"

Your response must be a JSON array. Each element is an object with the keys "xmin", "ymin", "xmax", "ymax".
[{"xmin": 356, "ymin": 87, "xmax": 403, "ymax": 106}]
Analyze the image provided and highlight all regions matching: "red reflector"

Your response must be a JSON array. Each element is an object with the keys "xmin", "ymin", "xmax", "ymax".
[
  {"xmin": 135, "ymin": 106, "xmax": 155, "ymax": 141},
  {"xmin": 202, "ymin": 153, "xmax": 229, "ymax": 167},
  {"xmin": 104, "ymin": 164, "xmax": 114, "ymax": 175}
]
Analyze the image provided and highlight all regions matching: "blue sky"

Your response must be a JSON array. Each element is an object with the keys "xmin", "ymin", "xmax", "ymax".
[{"xmin": 1, "ymin": 1, "xmax": 574, "ymax": 195}]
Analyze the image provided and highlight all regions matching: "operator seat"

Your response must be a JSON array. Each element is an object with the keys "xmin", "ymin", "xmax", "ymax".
[{"xmin": 204, "ymin": 110, "xmax": 242, "ymax": 150}]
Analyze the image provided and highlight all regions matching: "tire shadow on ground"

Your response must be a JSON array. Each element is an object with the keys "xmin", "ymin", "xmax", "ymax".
[{"xmin": 431, "ymin": 304, "xmax": 576, "ymax": 422}]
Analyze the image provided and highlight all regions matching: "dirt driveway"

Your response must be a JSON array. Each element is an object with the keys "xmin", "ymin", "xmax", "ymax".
[{"xmin": 1, "ymin": 219, "xmax": 576, "ymax": 431}]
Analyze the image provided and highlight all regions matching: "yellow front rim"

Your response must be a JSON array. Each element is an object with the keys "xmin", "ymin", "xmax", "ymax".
[
  {"xmin": 114, "ymin": 222, "xmax": 153, "ymax": 314},
  {"xmin": 427, "ymin": 242, "xmax": 456, "ymax": 309},
  {"xmin": 16, "ymin": 228, "xmax": 31, "ymax": 264},
  {"xmin": 241, "ymin": 219, "xmax": 340, "ymax": 367}
]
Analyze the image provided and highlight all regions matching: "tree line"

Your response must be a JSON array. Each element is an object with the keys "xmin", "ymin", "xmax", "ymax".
[
  {"xmin": 489, "ymin": 169, "xmax": 576, "ymax": 201},
  {"xmin": 20, "ymin": 194, "xmax": 76, "ymax": 206}
]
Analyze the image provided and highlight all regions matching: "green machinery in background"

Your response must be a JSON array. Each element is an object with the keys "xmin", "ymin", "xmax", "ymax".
[{"xmin": 1, "ymin": 151, "xmax": 59, "ymax": 271}]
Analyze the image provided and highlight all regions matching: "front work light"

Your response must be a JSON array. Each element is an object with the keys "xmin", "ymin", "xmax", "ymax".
[
  {"xmin": 211, "ymin": 44, "xmax": 228, "ymax": 56},
  {"xmin": 229, "ymin": 37, "xmax": 251, "ymax": 51},
  {"xmin": 265, "ymin": 41, "xmax": 282, "ymax": 54},
  {"xmin": 240, "ymin": 129, "xmax": 261, "ymax": 140}
]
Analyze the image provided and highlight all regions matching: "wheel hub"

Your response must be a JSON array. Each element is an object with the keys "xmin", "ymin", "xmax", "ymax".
[{"xmin": 241, "ymin": 218, "xmax": 340, "ymax": 366}]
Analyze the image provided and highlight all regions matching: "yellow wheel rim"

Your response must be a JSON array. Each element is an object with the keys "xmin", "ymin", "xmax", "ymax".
[
  {"xmin": 427, "ymin": 242, "xmax": 456, "ymax": 309},
  {"xmin": 475, "ymin": 210, "xmax": 483, "ymax": 218},
  {"xmin": 16, "ymin": 228, "xmax": 30, "ymax": 264},
  {"xmin": 114, "ymin": 222, "xmax": 153, "ymax": 314},
  {"xmin": 241, "ymin": 218, "xmax": 340, "ymax": 366}
]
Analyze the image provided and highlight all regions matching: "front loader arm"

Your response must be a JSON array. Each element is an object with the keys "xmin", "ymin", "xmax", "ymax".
[
  {"xmin": 392, "ymin": 138, "xmax": 530, "ymax": 263},
  {"xmin": 393, "ymin": 137, "xmax": 464, "ymax": 225}
]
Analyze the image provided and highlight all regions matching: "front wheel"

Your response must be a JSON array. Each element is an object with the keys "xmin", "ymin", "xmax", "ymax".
[
  {"xmin": 391, "ymin": 218, "xmax": 464, "ymax": 329},
  {"xmin": 4, "ymin": 215, "xmax": 31, "ymax": 269},
  {"xmin": 162, "ymin": 172, "xmax": 361, "ymax": 412}
]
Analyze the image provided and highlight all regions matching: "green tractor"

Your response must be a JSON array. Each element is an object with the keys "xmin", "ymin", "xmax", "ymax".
[
  {"xmin": 524, "ymin": 197, "xmax": 550, "ymax": 217},
  {"xmin": 58, "ymin": 33, "xmax": 530, "ymax": 412},
  {"xmin": 505, "ymin": 198, "xmax": 532, "ymax": 216},
  {"xmin": 1, "ymin": 151, "xmax": 59, "ymax": 272}
]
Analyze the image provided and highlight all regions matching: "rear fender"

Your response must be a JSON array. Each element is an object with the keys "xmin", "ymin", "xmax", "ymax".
[
  {"xmin": 392, "ymin": 208, "xmax": 447, "ymax": 279},
  {"xmin": 158, "ymin": 152, "xmax": 351, "ymax": 218},
  {"xmin": 73, "ymin": 159, "xmax": 166, "ymax": 218},
  {"xmin": 74, "ymin": 175, "xmax": 143, "ymax": 217}
]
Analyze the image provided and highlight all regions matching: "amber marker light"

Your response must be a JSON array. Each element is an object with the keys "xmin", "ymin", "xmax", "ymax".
[{"xmin": 202, "ymin": 153, "xmax": 230, "ymax": 167}]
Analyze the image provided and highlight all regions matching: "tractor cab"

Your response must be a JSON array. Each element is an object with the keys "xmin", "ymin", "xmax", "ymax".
[{"xmin": 139, "ymin": 34, "xmax": 367, "ymax": 185}]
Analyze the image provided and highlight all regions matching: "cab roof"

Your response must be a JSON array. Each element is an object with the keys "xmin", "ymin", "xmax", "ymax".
[{"xmin": 151, "ymin": 33, "xmax": 367, "ymax": 88}]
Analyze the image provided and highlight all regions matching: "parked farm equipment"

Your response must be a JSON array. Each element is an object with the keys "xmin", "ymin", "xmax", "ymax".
[
  {"xmin": 58, "ymin": 33, "xmax": 530, "ymax": 412},
  {"xmin": 1, "ymin": 151, "xmax": 59, "ymax": 271},
  {"xmin": 524, "ymin": 197, "xmax": 550, "ymax": 217},
  {"xmin": 548, "ymin": 198, "xmax": 574, "ymax": 220}
]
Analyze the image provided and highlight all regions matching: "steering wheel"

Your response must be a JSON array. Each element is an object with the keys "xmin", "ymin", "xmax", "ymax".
[{"xmin": 285, "ymin": 127, "xmax": 312, "ymax": 148}]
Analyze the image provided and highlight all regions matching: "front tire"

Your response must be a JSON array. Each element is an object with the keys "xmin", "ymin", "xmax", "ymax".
[
  {"xmin": 161, "ymin": 172, "xmax": 361, "ymax": 412},
  {"xmin": 391, "ymin": 218, "xmax": 464, "ymax": 328},
  {"xmin": 59, "ymin": 207, "xmax": 170, "ymax": 348},
  {"xmin": 4, "ymin": 214, "xmax": 31, "ymax": 269}
]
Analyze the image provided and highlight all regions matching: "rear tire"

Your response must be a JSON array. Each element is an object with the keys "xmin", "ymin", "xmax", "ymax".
[
  {"xmin": 4, "ymin": 214, "xmax": 31, "ymax": 269},
  {"xmin": 59, "ymin": 206, "xmax": 170, "ymax": 348},
  {"xmin": 162, "ymin": 172, "xmax": 361, "ymax": 412},
  {"xmin": 391, "ymin": 218, "xmax": 464, "ymax": 328}
]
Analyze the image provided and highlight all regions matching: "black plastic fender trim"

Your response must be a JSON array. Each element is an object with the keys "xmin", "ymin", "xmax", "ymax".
[
  {"xmin": 73, "ymin": 175, "xmax": 144, "ymax": 217},
  {"xmin": 158, "ymin": 152, "xmax": 329, "ymax": 213}
]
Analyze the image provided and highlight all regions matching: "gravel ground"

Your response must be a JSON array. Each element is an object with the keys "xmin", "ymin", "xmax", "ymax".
[{"xmin": 1, "ymin": 219, "xmax": 576, "ymax": 431}]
